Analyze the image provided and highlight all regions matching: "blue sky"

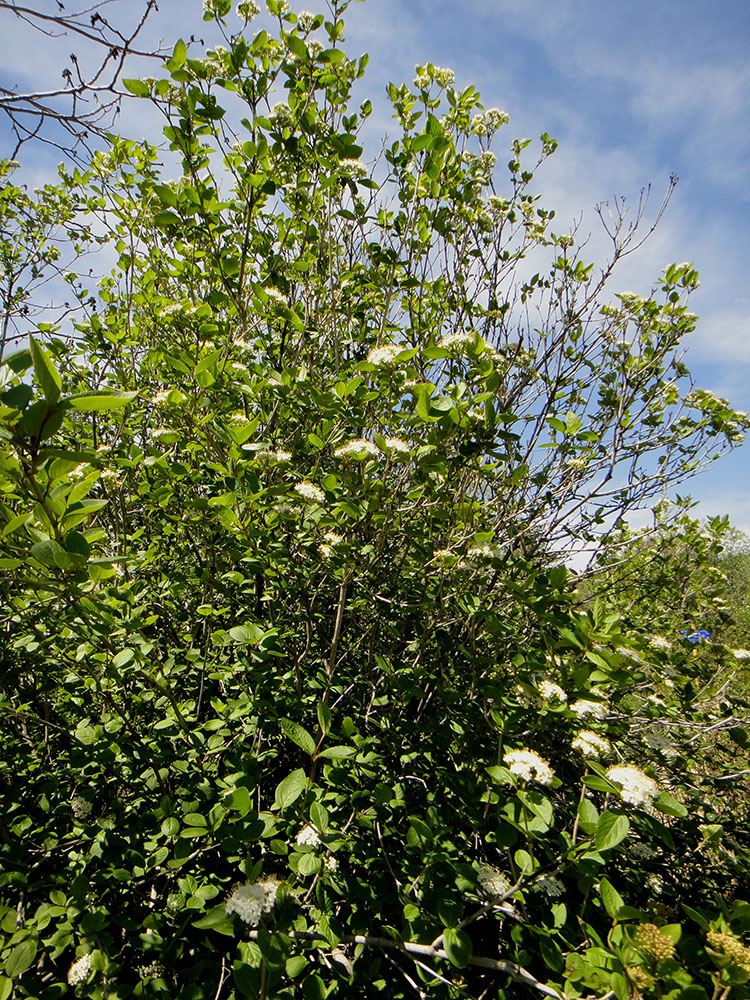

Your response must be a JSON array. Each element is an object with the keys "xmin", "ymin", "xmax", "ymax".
[{"xmin": 3, "ymin": 0, "xmax": 749, "ymax": 531}]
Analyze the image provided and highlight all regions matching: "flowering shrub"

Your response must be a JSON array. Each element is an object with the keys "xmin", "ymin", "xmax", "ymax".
[{"xmin": 0, "ymin": 2, "xmax": 749, "ymax": 998}]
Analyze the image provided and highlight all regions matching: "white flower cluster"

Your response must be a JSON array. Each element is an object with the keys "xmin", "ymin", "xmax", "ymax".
[
  {"xmin": 413, "ymin": 64, "xmax": 454, "ymax": 89},
  {"xmin": 68, "ymin": 954, "xmax": 93, "ymax": 985},
  {"xmin": 296, "ymin": 823, "xmax": 320, "ymax": 847},
  {"xmin": 367, "ymin": 343, "xmax": 403, "ymax": 366},
  {"xmin": 269, "ymin": 103, "xmax": 294, "ymax": 127},
  {"xmin": 236, "ymin": 1, "xmax": 260, "ymax": 17},
  {"xmin": 466, "ymin": 543, "xmax": 500, "ymax": 560},
  {"xmin": 294, "ymin": 481, "xmax": 325, "ymax": 503},
  {"xmin": 536, "ymin": 875, "xmax": 565, "ymax": 898},
  {"xmin": 323, "ymin": 853, "xmax": 338, "ymax": 872},
  {"xmin": 538, "ymin": 679, "xmax": 567, "ymax": 702},
  {"xmin": 255, "ymin": 448, "xmax": 292, "ymax": 464},
  {"xmin": 476, "ymin": 863, "xmax": 511, "ymax": 899},
  {"xmin": 572, "ymin": 730, "xmax": 611, "ymax": 760},
  {"xmin": 71, "ymin": 795, "xmax": 92, "ymax": 819},
  {"xmin": 438, "ymin": 330, "xmax": 476, "ymax": 352},
  {"xmin": 320, "ymin": 531, "xmax": 343, "ymax": 559},
  {"xmin": 504, "ymin": 749, "xmax": 554, "ymax": 785},
  {"xmin": 571, "ymin": 699, "xmax": 607, "ymax": 720},
  {"xmin": 733, "ymin": 648, "xmax": 750, "ymax": 661},
  {"xmin": 470, "ymin": 108, "xmax": 510, "ymax": 135},
  {"xmin": 264, "ymin": 286, "xmax": 287, "ymax": 307},
  {"xmin": 383, "ymin": 437, "xmax": 410, "ymax": 454},
  {"xmin": 338, "ymin": 158, "xmax": 368, "ymax": 179},
  {"xmin": 606, "ymin": 765, "xmax": 659, "ymax": 809},
  {"xmin": 647, "ymin": 635, "xmax": 672, "ymax": 650},
  {"xmin": 334, "ymin": 439, "xmax": 380, "ymax": 460},
  {"xmin": 225, "ymin": 879, "xmax": 279, "ymax": 925},
  {"xmin": 296, "ymin": 9, "xmax": 316, "ymax": 31}
]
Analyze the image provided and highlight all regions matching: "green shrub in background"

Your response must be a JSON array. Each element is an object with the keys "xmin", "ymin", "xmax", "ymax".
[{"xmin": 1, "ymin": 2, "xmax": 749, "ymax": 997}]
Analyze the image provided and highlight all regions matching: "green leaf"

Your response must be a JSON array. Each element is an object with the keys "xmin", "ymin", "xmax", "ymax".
[
  {"xmin": 654, "ymin": 792, "xmax": 688, "ymax": 818},
  {"xmin": 229, "ymin": 624, "xmax": 264, "ymax": 645},
  {"xmin": 286, "ymin": 34, "xmax": 308, "ymax": 59},
  {"xmin": 599, "ymin": 877, "xmax": 625, "ymax": 920},
  {"xmin": 5, "ymin": 939, "xmax": 36, "ymax": 979},
  {"xmin": 316, "ymin": 745, "xmax": 355, "ymax": 760},
  {"xmin": 29, "ymin": 335, "xmax": 61, "ymax": 403},
  {"xmin": 577, "ymin": 797, "xmax": 599, "ymax": 834},
  {"xmin": 281, "ymin": 718, "xmax": 316, "ymax": 755},
  {"xmin": 539, "ymin": 936, "xmax": 564, "ymax": 972},
  {"xmin": 273, "ymin": 769, "xmax": 307, "ymax": 811},
  {"xmin": 68, "ymin": 391, "xmax": 138, "ymax": 411},
  {"xmin": 443, "ymin": 928, "xmax": 472, "ymax": 968},
  {"xmin": 297, "ymin": 853, "xmax": 321, "ymax": 876},
  {"xmin": 192, "ymin": 905, "xmax": 234, "ymax": 935},
  {"xmin": 316, "ymin": 701, "xmax": 331, "ymax": 735},
  {"xmin": 0, "ymin": 977, "xmax": 12, "ymax": 1000},
  {"xmin": 309, "ymin": 801, "xmax": 328, "ymax": 833},
  {"xmin": 594, "ymin": 812, "xmax": 630, "ymax": 851},
  {"xmin": 31, "ymin": 539, "xmax": 86, "ymax": 570},
  {"xmin": 172, "ymin": 38, "xmax": 187, "ymax": 67},
  {"xmin": 123, "ymin": 78, "xmax": 150, "ymax": 97}
]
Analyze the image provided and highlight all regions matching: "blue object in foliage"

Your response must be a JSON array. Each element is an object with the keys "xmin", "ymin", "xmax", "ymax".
[{"xmin": 680, "ymin": 628, "xmax": 712, "ymax": 643}]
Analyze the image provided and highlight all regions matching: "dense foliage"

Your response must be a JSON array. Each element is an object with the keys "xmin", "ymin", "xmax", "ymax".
[{"xmin": 1, "ymin": 2, "xmax": 749, "ymax": 998}]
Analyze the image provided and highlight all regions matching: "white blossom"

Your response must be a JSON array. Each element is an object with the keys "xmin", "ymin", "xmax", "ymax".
[
  {"xmin": 504, "ymin": 749, "xmax": 554, "ymax": 785},
  {"xmin": 484, "ymin": 108, "xmax": 510, "ymax": 130},
  {"xmin": 68, "ymin": 954, "xmax": 93, "ymax": 985},
  {"xmin": 383, "ymin": 437, "xmax": 410, "ymax": 454},
  {"xmin": 236, "ymin": 1, "xmax": 260, "ymax": 17},
  {"xmin": 269, "ymin": 103, "xmax": 294, "ymax": 126},
  {"xmin": 733, "ymin": 648, "xmax": 750, "ymax": 660},
  {"xmin": 294, "ymin": 482, "xmax": 325, "ymax": 503},
  {"xmin": 438, "ymin": 330, "xmax": 476, "ymax": 352},
  {"xmin": 571, "ymin": 699, "xmax": 607, "ymax": 720},
  {"xmin": 538, "ymin": 679, "xmax": 567, "ymax": 702},
  {"xmin": 572, "ymin": 730, "xmax": 611, "ymax": 760},
  {"xmin": 476, "ymin": 863, "xmax": 511, "ymax": 899},
  {"xmin": 255, "ymin": 448, "xmax": 291, "ymax": 464},
  {"xmin": 296, "ymin": 823, "xmax": 320, "ymax": 847},
  {"xmin": 71, "ymin": 795, "xmax": 92, "ymax": 819},
  {"xmin": 606, "ymin": 765, "xmax": 659, "ymax": 809},
  {"xmin": 334, "ymin": 439, "xmax": 380, "ymax": 460},
  {"xmin": 367, "ymin": 343, "xmax": 403, "ymax": 366},
  {"xmin": 537, "ymin": 875, "xmax": 565, "ymax": 897},
  {"xmin": 323, "ymin": 854, "xmax": 338, "ymax": 872},
  {"xmin": 647, "ymin": 635, "xmax": 672, "ymax": 650},
  {"xmin": 225, "ymin": 879, "xmax": 278, "ymax": 925},
  {"xmin": 296, "ymin": 9, "xmax": 315, "ymax": 31},
  {"xmin": 264, "ymin": 286, "xmax": 287, "ymax": 307},
  {"xmin": 338, "ymin": 159, "xmax": 368, "ymax": 179}
]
